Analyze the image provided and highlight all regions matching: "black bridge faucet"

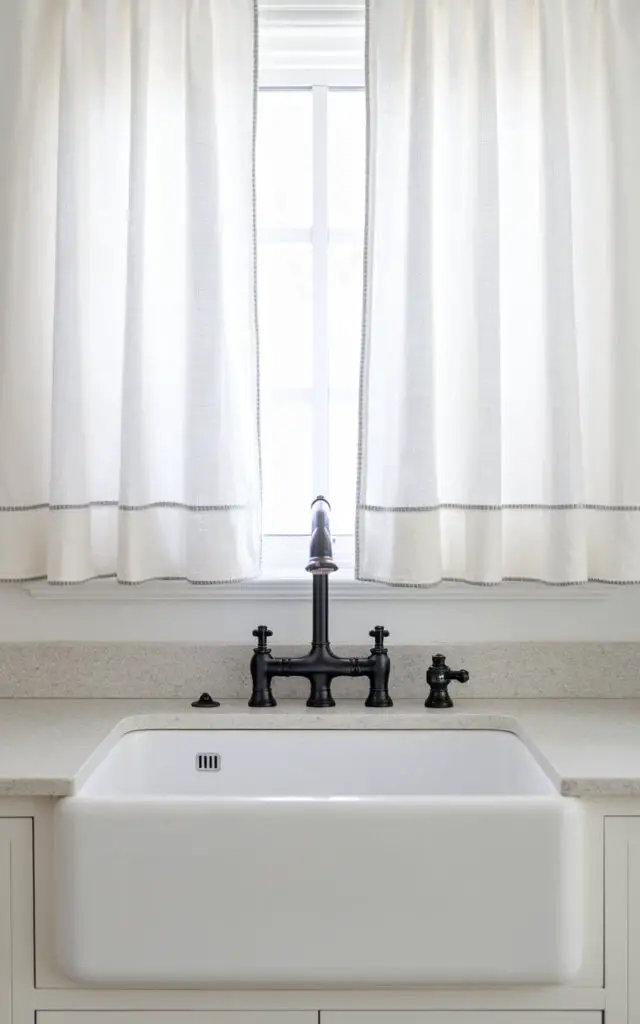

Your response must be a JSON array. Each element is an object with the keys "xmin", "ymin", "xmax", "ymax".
[{"xmin": 249, "ymin": 496, "xmax": 393, "ymax": 709}]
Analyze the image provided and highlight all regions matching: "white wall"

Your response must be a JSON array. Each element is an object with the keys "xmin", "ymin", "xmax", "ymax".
[{"xmin": 3, "ymin": 582, "xmax": 640, "ymax": 644}]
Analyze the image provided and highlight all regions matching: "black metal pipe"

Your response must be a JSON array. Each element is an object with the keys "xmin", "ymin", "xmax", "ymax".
[{"xmin": 312, "ymin": 574, "xmax": 329, "ymax": 646}]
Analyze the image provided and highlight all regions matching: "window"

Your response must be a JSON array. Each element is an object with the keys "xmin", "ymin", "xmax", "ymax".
[{"xmin": 257, "ymin": 2, "xmax": 365, "ymax": 573}]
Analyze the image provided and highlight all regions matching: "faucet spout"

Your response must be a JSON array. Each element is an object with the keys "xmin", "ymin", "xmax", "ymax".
[{"xmin": 306, "ymin": 495, "xmax": 338, "ymax": 574}]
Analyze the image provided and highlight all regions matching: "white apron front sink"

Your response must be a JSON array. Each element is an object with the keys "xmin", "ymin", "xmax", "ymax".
[{"xmin": 54, "ymin": 728, "xmax": 583, "ymax": 987}]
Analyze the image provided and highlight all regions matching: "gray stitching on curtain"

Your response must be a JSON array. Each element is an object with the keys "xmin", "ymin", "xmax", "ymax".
[
  {"xmin": 47, "ymin": 574, "xmax": 258, "ymax": 586},
  {"xmin": 0, "ymin": 502, "xmax": 249, "ymax": 512},
  {"xmin": 0, "ymin": 575, "xmax": 51, "ymax": 584},
  {"xmin": 358, "ymin": 503, "xmax": 640, "ymax": 512},
  {"xmin": 252, "ymin": 0, "xmax": 263, "ymax": 569},
  {"xmin": 356, "ymin": 575, "xmax": 640, "ymax": 588},
  {"xmin": 354, "ymin": 0, "xmax": 372, "ymax": 580},
  {"xmin": 1, "ymin": 573, "xmax": 637, "ymax": 586},
  {"xmin": 0, "ymin": 574, "xmax": 259, "ymax": 586}
]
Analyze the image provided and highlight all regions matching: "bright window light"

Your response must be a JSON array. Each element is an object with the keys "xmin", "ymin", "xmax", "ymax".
[{"xmin": 257, "ymin": 86, "xmax": 365, "ymax": 546}]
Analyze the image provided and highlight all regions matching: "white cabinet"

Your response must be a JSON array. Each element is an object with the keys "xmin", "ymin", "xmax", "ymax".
[
  {"xmin": 0, "ymin": 819, "xmax": 33, "ymax": 1024},
  {"xmin": 37, "ymin": 1015, "xmax": 317, "ymax": 1024},
  {"xmin": 320, "ymin": 1016, "xmax": 601, "ymax": 1024},
  {"xmin": 605, "ymin": 817, "xmax": 640, "ymax": 1024},
  {"xmin": 0, "ymin": 825, "xmax": 11, "ymax": 1024}
]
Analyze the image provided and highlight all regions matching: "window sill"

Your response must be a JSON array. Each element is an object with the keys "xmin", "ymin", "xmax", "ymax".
[{"xmin": 24, "ymin": 576, "xmax": 609, "ymax": 602}]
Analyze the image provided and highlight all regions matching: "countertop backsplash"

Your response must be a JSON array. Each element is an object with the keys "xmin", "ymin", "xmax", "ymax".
[{"xmin": 0, "ymin": 643, "xmax": 638, "ymax": 699}]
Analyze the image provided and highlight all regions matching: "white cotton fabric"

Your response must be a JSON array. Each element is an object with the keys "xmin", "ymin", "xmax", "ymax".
[
  {"xmin": 358, "ymin": 0, "xmax": 640, "ymax": 585},
  {"xmin": 0, "ymin": 0, "xmax": 260, "ymax": 583}
]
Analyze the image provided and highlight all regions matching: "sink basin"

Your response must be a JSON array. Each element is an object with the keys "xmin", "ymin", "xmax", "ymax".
[{"xmin": 54, "ymin": 728, "xmax": 583, "ymax": 987}]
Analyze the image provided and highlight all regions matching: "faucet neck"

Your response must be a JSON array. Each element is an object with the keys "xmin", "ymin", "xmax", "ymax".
[{"xmin": 312, "ymin": 573, "xmax": 330, "ymax": 647}]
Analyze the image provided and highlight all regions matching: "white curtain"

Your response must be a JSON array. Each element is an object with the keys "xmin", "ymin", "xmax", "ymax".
[
  {"xmin": 358, "ymin": 0, "xmax": 640, "ymax": 586},
  {"xmin": 0, "ymin": 0, "xmax": 260, "ymax": 584}
]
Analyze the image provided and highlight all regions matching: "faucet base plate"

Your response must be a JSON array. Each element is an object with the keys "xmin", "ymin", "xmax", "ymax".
[
  {"xmin": 306, "ymin": 696, "xmax": 336, "ymax": 709},
  {"xmin": 365, "ymin": 695, "xmax": 394, "ymax": 708},
  {"xmin": 248, "ymin": 695, "xmax": 277, "ymax": 709}
]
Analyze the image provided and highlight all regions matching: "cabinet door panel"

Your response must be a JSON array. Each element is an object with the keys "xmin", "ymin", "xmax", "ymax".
[
  {"xmin": 0, "ymin": 831, "xmax": 10, "ymax": 1024},
  {"xmin": 605, "ymin": 817, "xmax": 640, "ymax": 1024},
  {"xmin": 0, "ymin": 819, "xmax": 33, "ymax": 1024},
  {"xmin": 38, "ymin": 1014, "xmax": 317, "ymax": 1024},
  {"xmin": 321, "ymin": 1015, "xmax": 601, "ymax": 1024}
]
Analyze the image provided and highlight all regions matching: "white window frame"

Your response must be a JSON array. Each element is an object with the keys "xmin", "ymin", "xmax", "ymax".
[
  {"xmin": 260, "ymin": 81, "xmax": 361, "ymax": 577},
  {"xmin": 260, "ymin": 0, "xmax": 365, "ymax": 578}
]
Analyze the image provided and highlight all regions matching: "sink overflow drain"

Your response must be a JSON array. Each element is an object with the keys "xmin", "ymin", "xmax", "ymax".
[{"xmin": 196, "ymin": 753, "xmax": 221, "ymax": 772}]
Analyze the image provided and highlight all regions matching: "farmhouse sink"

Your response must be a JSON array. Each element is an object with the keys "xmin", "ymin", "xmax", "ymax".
[{"xmin": 54, "ymin": 728, "xmax": 583, "ymax": 987}]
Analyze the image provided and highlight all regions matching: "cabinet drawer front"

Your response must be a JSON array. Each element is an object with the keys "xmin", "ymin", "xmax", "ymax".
[
  {"xmin": 38, "ymin": 1014, "xmax": 317, "ymax": 1024},
  {"xmin": 321, "ymin": 1015, "xmax": 601, "ymax": 1024}
]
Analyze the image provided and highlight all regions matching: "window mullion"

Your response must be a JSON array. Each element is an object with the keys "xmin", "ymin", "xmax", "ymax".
[{"xmin": 311, "ymin": 84, "xmax": 330, "ymax": 500}]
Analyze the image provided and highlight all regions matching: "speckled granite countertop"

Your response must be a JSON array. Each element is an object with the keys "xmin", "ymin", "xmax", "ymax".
[{"xmin": 1, "ymin": 698, "xmax": 640, "ymax": 798}]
